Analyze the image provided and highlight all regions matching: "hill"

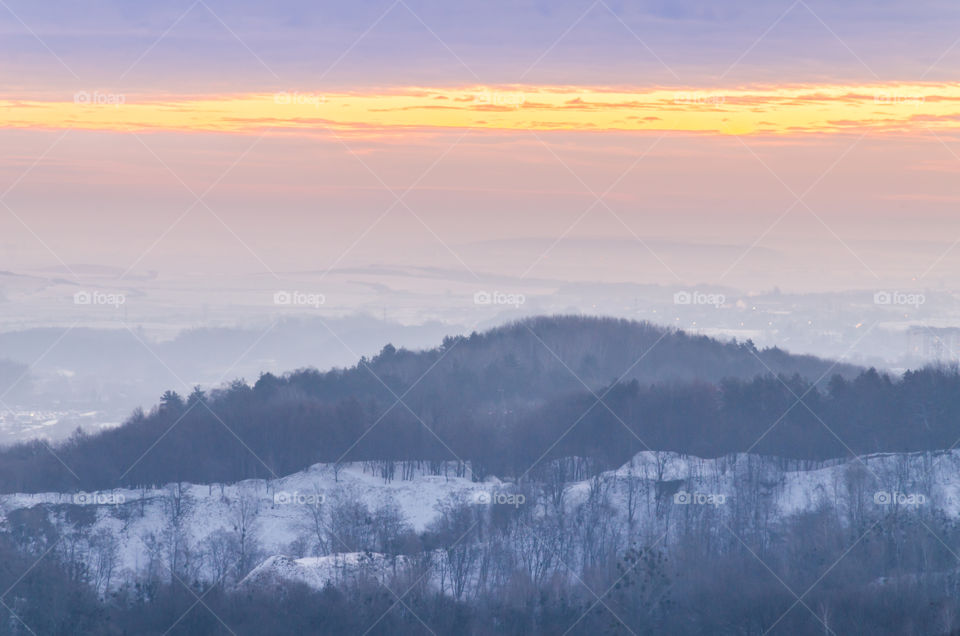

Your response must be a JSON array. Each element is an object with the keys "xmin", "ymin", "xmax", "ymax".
[{"xmin": 13, "ymin": 315, "xmax": 952, "ymax": 495}]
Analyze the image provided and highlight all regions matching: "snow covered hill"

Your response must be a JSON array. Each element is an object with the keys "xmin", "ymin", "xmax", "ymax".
[{"xmin": 1, "ymin": 450, "xmax": 955, "ymax": 595}]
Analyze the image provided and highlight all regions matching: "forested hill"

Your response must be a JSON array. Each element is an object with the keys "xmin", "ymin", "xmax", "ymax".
[
  {"xmin": 307, "ymin": 315, "xmax": 859, "ymax": 399},
  {"xmin": 215, "ymin": 315, "xmax": 860, "ymax": 418},
  {"xmin": 0, "ymin": 315, "xmax": 894, "ymax": 494}
]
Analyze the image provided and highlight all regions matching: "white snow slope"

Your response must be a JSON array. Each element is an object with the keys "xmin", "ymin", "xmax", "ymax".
[{"xmin": 1, "ymin": 450, "xmax": 955, "ymax": 593}]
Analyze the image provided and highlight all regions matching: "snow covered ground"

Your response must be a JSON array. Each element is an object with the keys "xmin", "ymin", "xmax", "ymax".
[{"xmin": 1, "ymin": 450, "xmax": 956, "ymax": 593}]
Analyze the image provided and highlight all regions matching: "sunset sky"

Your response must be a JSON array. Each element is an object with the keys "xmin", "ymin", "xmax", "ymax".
[{"xmin": 3, "ymin": 0, "xmax": 960, "ymax": 293}]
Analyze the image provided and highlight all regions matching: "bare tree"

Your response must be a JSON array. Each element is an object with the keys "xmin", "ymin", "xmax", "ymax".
[
  {"xmin": 88, "ymin": 529, "xmax": 119, "ymax": 595},
  {"xmin": 296, "ymin": 482, "xmax": 329, "ymax": 556},
  {"xmin": 229, "ymin": 484, "xmax": 263, "ymax": 578},
  {"xmin": 161, "ymin": 482, "xmax": 195, "ymax": 581}
]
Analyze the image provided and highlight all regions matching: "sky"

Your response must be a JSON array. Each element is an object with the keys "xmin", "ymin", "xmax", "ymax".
[{"xmin": 3, "ymin": 0, "xmax": 960, "ymax": 304}]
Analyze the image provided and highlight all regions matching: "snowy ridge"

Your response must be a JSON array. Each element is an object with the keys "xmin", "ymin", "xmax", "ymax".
[
  {"xmin": 2, "ymin": 450, "xmax": 957, "ymax": 594},
  {"xmin": 0, "ymin": 460, "xmax": 488, "ymax": 593}
]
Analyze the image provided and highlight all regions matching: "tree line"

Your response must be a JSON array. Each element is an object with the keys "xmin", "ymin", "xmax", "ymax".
[
  {"xmin": 0, "ymin": 355, "xmax": 955, "ymax": 494},
  {"xmin": 2, "ymin": 464, "xmax": 958, "ymax": 635}
]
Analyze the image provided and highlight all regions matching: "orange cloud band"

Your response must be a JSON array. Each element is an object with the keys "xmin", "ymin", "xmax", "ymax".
[{"xmin": 3, "ymin": 83, "xmax": 960, "ymax": 135}]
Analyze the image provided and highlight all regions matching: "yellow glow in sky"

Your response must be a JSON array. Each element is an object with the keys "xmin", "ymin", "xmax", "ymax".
[{"xmin": 3, "ymin": 83, "xmax": 960, "ymax": 135}]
